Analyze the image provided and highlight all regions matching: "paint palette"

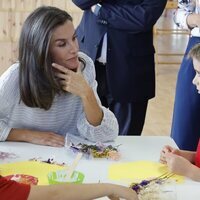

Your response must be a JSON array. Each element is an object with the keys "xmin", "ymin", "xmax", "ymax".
[{"xmin": 47, "ymin": 169, "xmax": 84, "ymax": 185}]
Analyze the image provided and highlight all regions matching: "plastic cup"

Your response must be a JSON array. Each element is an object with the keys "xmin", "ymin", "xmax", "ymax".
[{"xmin": 47, "ymin": 169, "xmax": 84, "ymax": 185}]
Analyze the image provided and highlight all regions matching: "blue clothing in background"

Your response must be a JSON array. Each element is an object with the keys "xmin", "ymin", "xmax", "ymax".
[{"xmin": 171, "ymin": 37, "xmax": 200, "ymax": 151}]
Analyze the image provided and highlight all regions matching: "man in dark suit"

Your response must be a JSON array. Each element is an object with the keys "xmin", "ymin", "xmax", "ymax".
[{"xmin": 72, "ymin": 0, "xmax": 167, "ymax": 135}]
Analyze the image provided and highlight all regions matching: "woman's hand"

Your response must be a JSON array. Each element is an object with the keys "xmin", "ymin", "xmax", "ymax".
[
  {"xmin": 8, "ymin": 129, "xmax": 65, "ymax": 147},
  {"xmin": 52, "ymin": 62, "xmax": 103, "ymax": 126},
  {"xmin": 52, "ymin": 63, "xmax": 91, "ymax": 98}
]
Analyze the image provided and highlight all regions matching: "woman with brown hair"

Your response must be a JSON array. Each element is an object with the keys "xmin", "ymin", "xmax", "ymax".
[{"xmin": 0, "ymin": 6, "xmax": 118, "ymax": 147}]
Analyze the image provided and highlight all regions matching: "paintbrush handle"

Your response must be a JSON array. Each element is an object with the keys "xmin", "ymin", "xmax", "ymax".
[{"xmin": 66, "ymin": 152, "xmax": 82, "ymax": 181}]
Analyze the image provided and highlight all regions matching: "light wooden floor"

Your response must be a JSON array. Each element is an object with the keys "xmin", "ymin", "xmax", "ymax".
[{"xmin": 142, "ymin": 10, "xmax": 189, "ymax": 136}]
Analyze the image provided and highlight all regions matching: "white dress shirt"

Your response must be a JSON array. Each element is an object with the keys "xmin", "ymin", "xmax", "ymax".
[{"xmin": 174, "ymin": 0, "xmax": 200, "ymax": 37}]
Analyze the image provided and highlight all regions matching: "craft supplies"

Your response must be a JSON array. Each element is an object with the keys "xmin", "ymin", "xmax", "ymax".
[
  {"xmin": 4, "ymin": 174, "xmax": 38, "ymax": 185},
  {"xmin": 130, "ymin": 173, "xmax": 177, "ymax": 200},
  {"xmin": 65, "ymin": 152, "xmax": 83, "ymax": 181},
  {"xmin": 70, "ymin": 143, "xmax": 120, "ymax": 160}
]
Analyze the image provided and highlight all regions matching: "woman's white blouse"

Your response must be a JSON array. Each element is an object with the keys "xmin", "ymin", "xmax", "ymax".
[
  {"xmin": 174, "ymin": 0, "xmax": 200, "ymax": 36},
  {"xmin": 0, "ymin": 52, "xmax": 118, "ymax": 143}
]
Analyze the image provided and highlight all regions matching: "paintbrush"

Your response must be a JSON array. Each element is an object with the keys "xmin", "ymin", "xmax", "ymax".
[{"xmin": 66, "ymin": 152, "xmax": 83, "ymax": 181}]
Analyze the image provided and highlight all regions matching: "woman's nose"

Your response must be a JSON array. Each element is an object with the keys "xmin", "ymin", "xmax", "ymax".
[{"xmin": 69, "ymin": 41, "xmax": 78, "ymax": 53}]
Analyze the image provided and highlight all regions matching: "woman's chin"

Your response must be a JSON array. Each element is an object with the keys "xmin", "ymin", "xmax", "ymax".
[
  {"xmin": 69, "ymin": 63, "xmax": 80, "ymax": 72},
  {"xmin": 62, "ymin": 65, "xmax": 77, "ymax": 71},
  {"xmin": 62, "ymin": 61, "xmax": 80, "ymax": 72},
  {"xmin": 69, "ymin": 65, "xmax": 78, "ymax": 72}
]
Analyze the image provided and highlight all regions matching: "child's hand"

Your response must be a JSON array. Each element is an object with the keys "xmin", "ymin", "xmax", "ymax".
[
  {"xmin": 160, "ymin": 145, "xmax": 178, "ymax": 164},
  {"xmin": 160, "ymin": 145, "xmax": 174, "ymax": 164},
  {"xmin": 165, "ymin": 152, "xmax": 192, "ymax": 176}
]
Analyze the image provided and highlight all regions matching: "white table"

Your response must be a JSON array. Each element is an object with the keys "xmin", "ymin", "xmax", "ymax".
[{"xmin": 0, "ymin": 136, "xmax": 200, "ymax": 199}]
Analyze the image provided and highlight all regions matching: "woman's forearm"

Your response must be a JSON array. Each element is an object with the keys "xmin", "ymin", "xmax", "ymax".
[
  {"xmin": 7, "ymin": 129, "xmax": 29, "ymax": 142},
  {"xmin": 81, "ymin": 87, "xmax": 103, "ymax": 126},
  {"xmin": 7, "ymin": 129, "xmax": 65, "ymax": 147}
]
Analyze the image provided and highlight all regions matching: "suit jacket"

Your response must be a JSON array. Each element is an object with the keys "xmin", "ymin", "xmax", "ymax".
[{"xmin": 73, "ymin": 0, "xmax": 167, "ymax": 102}]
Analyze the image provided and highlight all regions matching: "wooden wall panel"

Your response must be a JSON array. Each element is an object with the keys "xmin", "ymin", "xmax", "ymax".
[
  {"xmin": 52, "ymin": 0, "xmax": 66, "ymax": 9},
  {"xmin": 11, "ymin": 0, "xmax": 37, "ymax": 11},
  {"xmin": 66, "ymin": 1, "xmax": 80, "ymax": 12},
  {"xmin": 0, "ymin": 42, "xmax": 13, "ymax": 74},
  {"xmin": 0, "ymin": 0, "xmax": 83, "ymax": 74},
  {"xmin": 11, "ymin": 11, "xmax": 30, "ymax": 42},
  {"xmin": 35, "ymin": 0, "xmax": 53, "ymax": 7},
  {"xmin": 71, "ymin": 11, "xmax": 83, "ymax": 28},
  {"xmin": 0, "ymin": 12, "xmax": 12, "ymax": 41},
  {"xmin": 0, "ymin": 0, "xmax": 12, "ymax": 10}
]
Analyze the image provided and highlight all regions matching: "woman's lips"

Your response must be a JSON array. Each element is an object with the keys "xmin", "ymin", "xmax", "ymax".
[{"xmin": 64, "ymin": 57, "xmax": 79, "ymax": 71}]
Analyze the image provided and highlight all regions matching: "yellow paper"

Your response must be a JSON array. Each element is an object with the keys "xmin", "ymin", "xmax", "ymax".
[
  {"xmin": 0, "ymin": 161, "xmax": 66, "ymax": 185},
  {"xmin": 108, "ymin": 160, "xmax": 184, "ymax": 183}
]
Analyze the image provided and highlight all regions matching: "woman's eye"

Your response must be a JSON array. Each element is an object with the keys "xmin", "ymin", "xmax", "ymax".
[
  {"xmin": 72, "ymin": 35, "xmax": 77, "ymax": 41},
  {"xmin": 58, "ymin": 43, "xmax": 66, "ymax": 47}
]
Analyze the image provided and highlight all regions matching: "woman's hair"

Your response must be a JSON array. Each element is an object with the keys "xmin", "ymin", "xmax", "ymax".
[
  {"xmin": 19, "ymin": 6, "xmax": 72, "ymax": 110},
  {"xmin": 188, "ymin": 43, "xmax": 200, "ymax": 61}
]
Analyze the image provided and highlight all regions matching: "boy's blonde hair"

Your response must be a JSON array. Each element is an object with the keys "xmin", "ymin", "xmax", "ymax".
[{"xmin": 188, "ymin": 43, "xmax": 200, "ymax": 60}]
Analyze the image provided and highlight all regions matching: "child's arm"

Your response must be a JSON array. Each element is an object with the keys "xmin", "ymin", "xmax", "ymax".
[
  {"xmin": 187, "ymin": 164, "xmax": 200, "ymax": 182},
  {"xmin": 28, "ymin": 183, "xmax": 138, "ymax": 200},
  {"xmin": 160, "ymin": 145, "xmax": 196, "ymax": 164},
  {"xmin": 165, "ymin": 153, "xmax": 200, "ymax": 181},
  {"xmin": 174, "ymin": 149, "xmax": 196, "ymax": 163}
]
